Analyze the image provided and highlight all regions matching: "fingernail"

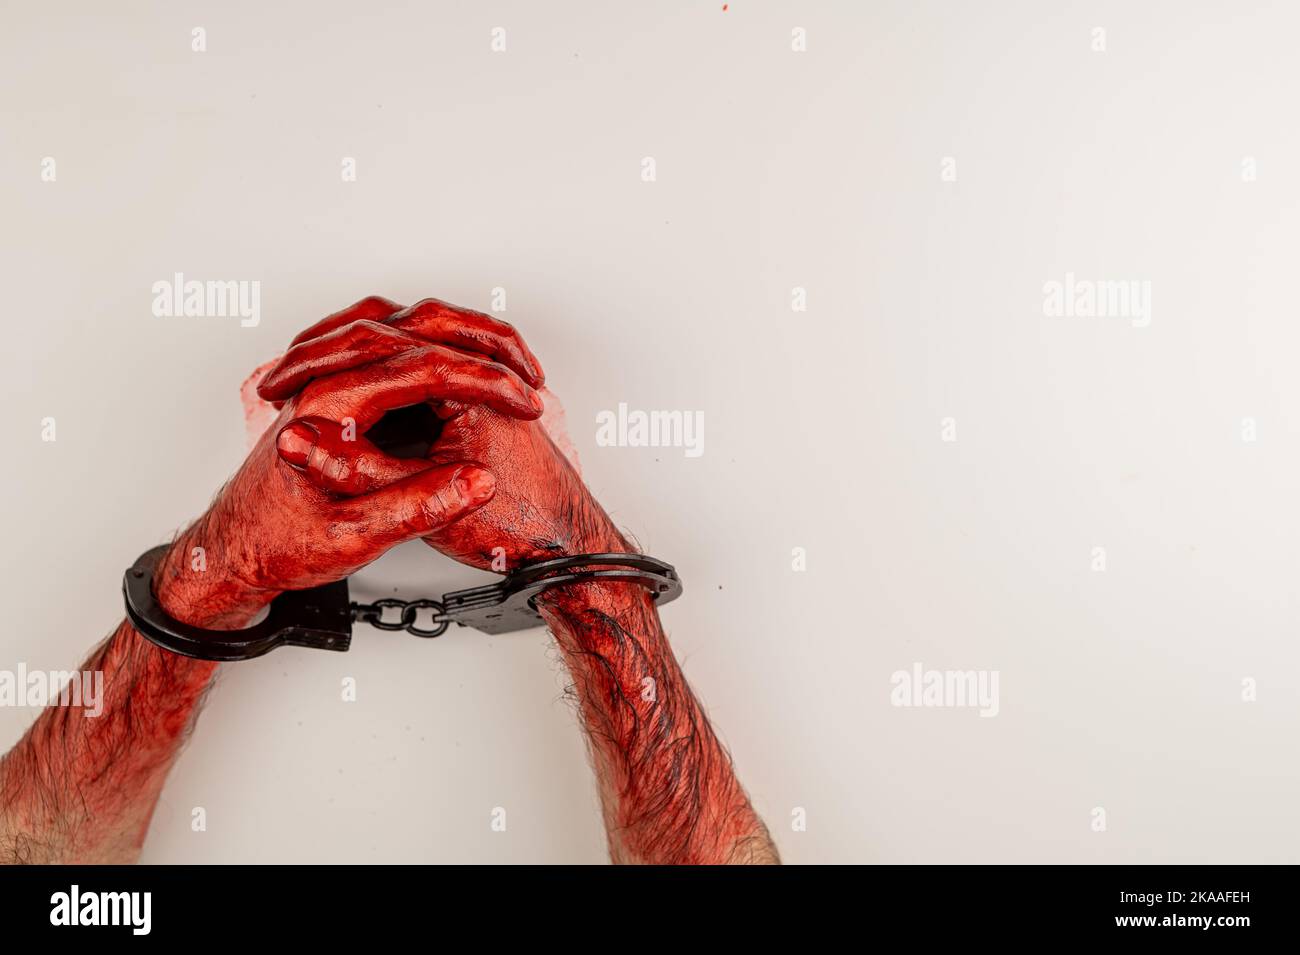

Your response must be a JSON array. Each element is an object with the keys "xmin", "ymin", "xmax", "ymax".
[
  {"xmin": 453, "ymin": 466, "xmax": 496, "ymax": 505},
  {"xmin": 527, "ymin": 389, "xmax": 545, "ymax": 414},
  {"xmin": 276, "ymin": 420, "xmax": 319, "ymax": 468},
  {"xmin": 255, "ymin": 369, "xmax": 280, "ymax": 398}
]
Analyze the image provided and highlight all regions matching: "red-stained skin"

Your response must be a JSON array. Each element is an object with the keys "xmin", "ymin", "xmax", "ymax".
[
  {"xmin": 259, "ymin": 298, "xmax": 778, "ymax": 864},
  {"xmin": 0, "ymin": 297, "xmax": 541, "ymax": 863},
  {"xmin": 0, "ymin": 297, "xmax": 776, "ymax": 865},
  {"xmin": 257, "ymin": 296, "xmax": 601, "ymax": 570}
]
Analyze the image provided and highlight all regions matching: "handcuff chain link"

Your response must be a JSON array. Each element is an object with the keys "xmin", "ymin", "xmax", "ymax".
[{"xmin": 350, "ymin": 597, "xmax": 450, "ymax": 638}]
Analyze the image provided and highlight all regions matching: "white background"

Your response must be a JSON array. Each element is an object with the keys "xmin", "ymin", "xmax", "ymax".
[{"xmin": 2, "ymin": 1, "xmax": 1298, "ymax": 863}]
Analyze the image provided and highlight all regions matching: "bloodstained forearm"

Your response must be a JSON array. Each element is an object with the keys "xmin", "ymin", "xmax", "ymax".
[
  {"xmin": 0, "ymin": 623, "xmax": 215, "ymax": 863},
  {"xmin": 0, "ymin": 528, "xmax": 263, "ymax": 864},
  {"xmin": 537, "ymin": 576, "xmax": 779, "ymax": 865}
]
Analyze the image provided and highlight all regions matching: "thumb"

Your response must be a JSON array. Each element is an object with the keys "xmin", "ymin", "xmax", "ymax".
[
  {"xmin": 277, "ymin": 416, "xmax": 430, "ymax": 495},
  {"xmin": 328, "ymin": 463, "xmax": 496, "ymax": 550}
]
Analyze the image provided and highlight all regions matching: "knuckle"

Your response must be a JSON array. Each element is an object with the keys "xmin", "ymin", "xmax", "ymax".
[
  {"xmin": 321, "ymin": 455, "xmax": 353, "ymax": 486},
  {"xmin": 411, "ymin": 343, "xmax": 446, "ymax": 365},
  {"xmin": 422, "ymin": 486, "xmax": 458, "ymax": 525},
  {"xmin": 417, "ymin": 499, "xmax": 441, "ymax": 527},
  {"xmin": 479, "ymin": 356, "xmax": 513, "ymax": 377},
  {"xmin": 351, "ymin": 318, "xmax": 392, "ymax": 338},
  {"xmin": 356, "ymin": 294, "xmax": 398, "ymax": 313},
  {"xmin": 406, "ymin": 499, "xmax": 438, "ymax": 533},
  {"xmin": 409, "ymin": 297, "xmax": 451, "ymax": 317}
]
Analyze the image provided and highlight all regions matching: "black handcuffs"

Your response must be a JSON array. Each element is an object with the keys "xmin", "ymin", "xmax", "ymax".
[{"xmin": 123, "ymin": 545, "xmax": 682, "ymax": 662}]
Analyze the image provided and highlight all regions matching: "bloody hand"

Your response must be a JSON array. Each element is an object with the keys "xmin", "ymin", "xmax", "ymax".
[
  {"xmin": 258, "ymin": 296, "xmax": 627, "ymax": 573},
  {"xmin": 258, "ymin": 297, "xmax": 779, "ymax": 864},
  {"xmin": 155, "ymin": 297, "xmax": 546, "ymax": 626}
]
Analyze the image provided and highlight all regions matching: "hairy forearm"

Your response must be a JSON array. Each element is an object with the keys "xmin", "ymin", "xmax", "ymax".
[
  {"xmin": 0, "ymin": 621, "xmax": 216, "ymax": 863},
  {"xmin": 537, "ymin": 566, "xmax": 778, "ymax": 865},
  {"xmin": 0, "ymin": 525, "xmax": 263, "ymax": 864}
]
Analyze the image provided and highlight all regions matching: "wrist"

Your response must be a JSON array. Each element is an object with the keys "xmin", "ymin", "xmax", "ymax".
[
  {"xmin": 150, "ymin": 519, "xmax": 275, "ymax": 630},
  {"xmin": 537, "ymin": 577, "xmax": 658, "ymax": 620},
  {"xmin": 559, "ymin": 487, "xmax": 636, "ymax": 555},
  {"xmin": 534, "ymin": 541, "xmax": 663, "ymax": 636},
  {"xmin": 533, "ymin": 490, "xmax": 676, "ymax": 626}
]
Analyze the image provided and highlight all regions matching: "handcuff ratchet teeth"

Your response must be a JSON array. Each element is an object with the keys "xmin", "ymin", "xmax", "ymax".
[{"xmin": 123, "ymin": 545, "xmax": 682, "ymax": 662}]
